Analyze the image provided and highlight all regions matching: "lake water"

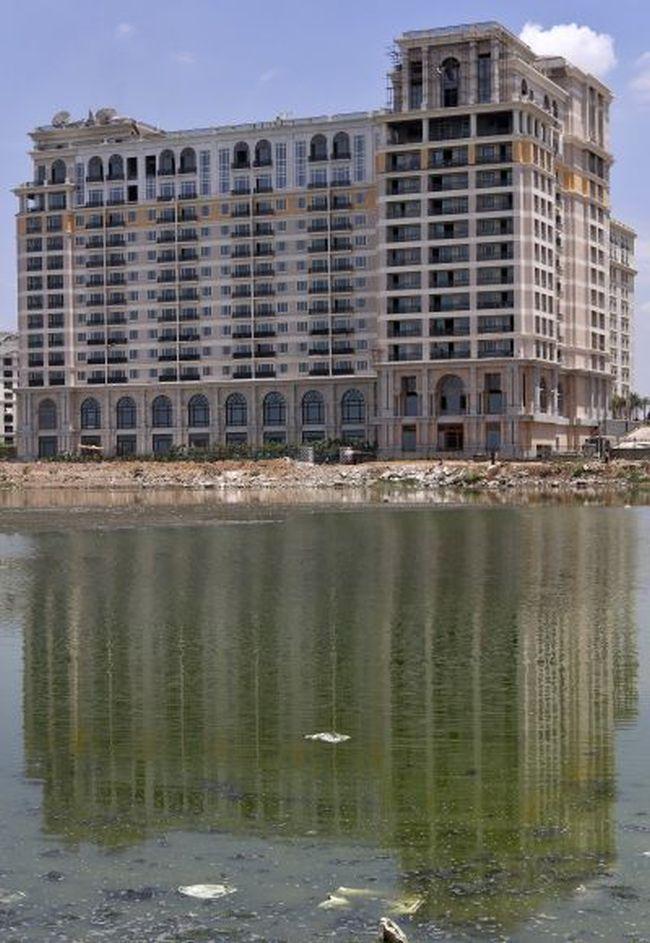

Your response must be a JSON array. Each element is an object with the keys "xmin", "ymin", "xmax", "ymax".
[{"xmin": 1, "ymin": 498, "xmax": 650, "ymax": 942}]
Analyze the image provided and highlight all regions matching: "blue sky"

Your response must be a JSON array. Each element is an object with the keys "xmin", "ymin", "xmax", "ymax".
[{"xmin": 2, "ymin": 0, "xmax": 649, "ymax": 390}]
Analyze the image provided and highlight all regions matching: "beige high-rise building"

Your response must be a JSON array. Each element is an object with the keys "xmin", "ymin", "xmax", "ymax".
[
  {"xmin": 13, "ymin": 21, "xmax": 635, "ymax": 459},
  {"xmin": 609, "ymin": 220, "xmax": 636, "ymax": 399}
]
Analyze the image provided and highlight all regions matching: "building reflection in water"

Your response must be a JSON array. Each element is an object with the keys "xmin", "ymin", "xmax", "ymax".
[{"xmin": 22, "ymin": 507, "xmax": 638, "ymax": 929}]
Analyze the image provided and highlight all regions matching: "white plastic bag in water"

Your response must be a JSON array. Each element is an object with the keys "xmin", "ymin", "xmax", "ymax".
[{"xmin": 178, "ymin": 883, "xmax": 236, "ymax": 900}]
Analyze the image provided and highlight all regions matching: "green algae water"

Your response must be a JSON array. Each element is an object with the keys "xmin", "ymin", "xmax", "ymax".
[{"xmin": 1, "ymin": 500, "xmax": 649, "ymax": 941}]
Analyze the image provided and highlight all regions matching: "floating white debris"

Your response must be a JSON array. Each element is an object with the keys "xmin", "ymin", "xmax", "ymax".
[
  {"xmin": 317, "ymin": 886, "xmax": 421, "ymax": 917},
  {"xmin": 304, "ymin": 732, "xmax": 350, "ymax": 743},
  {"xmin": 318, "ymin": 893, "xmax": 350, "ymax": 909},
  {"xmin": 0, "ymin": 889, "xmax": 26, "ymax": 905},
  {"xmin": 379, "ymin": 917, "xmax": 409, "ymax": 943},
  {"xmin": 642, "ymin": 851, "xmax": 650, "ymax": 857},
  {"xmin": 178, "ymin": 883, "xmax": 236, "ymax": 900}
]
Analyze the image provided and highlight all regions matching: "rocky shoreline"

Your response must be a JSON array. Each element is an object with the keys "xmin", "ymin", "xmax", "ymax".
[{"xmin": 1, "ymin": 457, "xmax": 649, "ymax": 496}]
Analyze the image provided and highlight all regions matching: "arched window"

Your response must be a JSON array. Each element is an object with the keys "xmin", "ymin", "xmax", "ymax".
[
  {"xmin": 158, "ymin": 149, "xmax": 175, "ymax": 176},
  {"xmin": 80, "ymin": 397, "xmax": 101, "ymax": 430},
  {"xmin": 107, "ymin": 154, "xmax": 124, "ymax": 180},
  {"xmin": 87, "ymin": 156, "xmax": 103, "ymax": 182},
  {"xmin": 233, "ymin": 142, "xmax": 250, "ymax": 169},
  {"xmin": 152, "ymin": 395, "xmax": 173, "ymax": 428},
  {"xmin": 116, "ymin": 396, "xmax": 136, "ymax": 429},
  {"xmin": 441, "ymin": 58, "xmax": 460, "ymax": 108},
  {"xmin": 539, "ymin": 378, "xmax": 548, "ymax": 413},
  {"xmin": 50, "ymin": 159, "xmax": 66, "ymax": 184},
  {"xmin": 179, "ymin": 147, "xmax": 197, "ymax": 174},
  {"xmin": 309, "ymin": 134, "xmax": 328, "ymax": 161},
  {"xmin": 188, "ymin": 393, "xmax": 209, "ymax": 427},
  {"xmin": 225, "ymin": 392, "xmax": 247, "ymax": 426},
  {"xmin": 37, "ymin": 398, "xmax": 57, "ymax": 430},
  {"xmin": 341, "ymin": 389, "xmax": 365, "ymax": 424},
  {"xmin": 437, "ymin": 375, "xmax": 467, "ymax": 415},
  {"xmin": 254, "ymin": 140, "xmax": 272, "ymax": 167},
  {"xmin": 302, "ymin": 390, "xmax": 324, "ymax": 425},
  {"xmin": 263, "ymin": 392, "xmax": 286, "ymax": 426},
  {"xmin": 332, "ymin": 131, "xmax": 350, "ymax": 160}
]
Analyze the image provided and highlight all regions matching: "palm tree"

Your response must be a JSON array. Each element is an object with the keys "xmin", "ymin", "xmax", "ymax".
[{"xmin": 611, "ymin": 393, "xmax": 626, "ymax": 419}]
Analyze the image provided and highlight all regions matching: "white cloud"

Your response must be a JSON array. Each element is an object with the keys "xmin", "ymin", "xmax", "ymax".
[
  {"xmin": 519, "ymin": 22, "xmax": 617, "ymax": 77},
  {"xmin": 259, "ymin": 68, "xmax": 279, "ymax": 84},
  {"xmin": 115, "ymin": 22, "xmax": 135, "ymax": 39},
  {"xmin": 172, "ymin": 51, "xmax": 196, "ymax": 65},
  {"xmin": 631, "ymin": 55, "xmax": 650, "ymax": 104}
]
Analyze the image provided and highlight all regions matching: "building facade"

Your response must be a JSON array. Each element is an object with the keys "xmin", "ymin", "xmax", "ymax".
[
  {"xmin": 14, "ymin": 21, "xmax": 635, "ymax": 459},
  {"xmin": 609, "ymin": 220, "xmax": 636, "ymax": 400},
  {"xmin": 0, "ymin": 331, "xmax": 18, "ymax": 448}
]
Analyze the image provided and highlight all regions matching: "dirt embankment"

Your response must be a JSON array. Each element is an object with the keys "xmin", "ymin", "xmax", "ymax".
[{"xmin": 1, "ymin": 458, "xmax": 648, "ymax": 494}]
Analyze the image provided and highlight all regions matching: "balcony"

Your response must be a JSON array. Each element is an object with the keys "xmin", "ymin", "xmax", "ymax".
[
  {"xmin": 255, "ymin": 287, "xmax": 275, "ymax": 297},
  {"xmin": 107, "ymin": 335, "xmax": 128, "ymax": 345},
  {"xmin": 157, "ymin": 251, "xmax": 176, "ymax": 264},
  {"xmin": 330, "ymin": 220, "xmax": 352, "ymax": 231},
  {"xmin": 179, "ymin": 331, "xmax": 200, "ymax": 342},
  {"xmin": 332, "ymin": 365, "xmax": 355, "ymax": 375},
  {"xmin": 179, "ymin": 351, "xmax": 201, "ymax": 361},
  {"xmin": 232, "ymin": 329, "xmax": 252, "ymax": 339},
  {"xmin": 86, "ymin": 237, "xmax": 104, "ymax": 249},
  {"xmin": 85, "ymin": 256, "xmax": 105, "ymax": 269},
  {"xmin": 231, "ymin": 206, "xmax": 251, "ymax": 218},
  {"xmin": 179, "ymin": 249, "xmax": 198, "ymax": 262},
  {"xmin": 232, "ymin": 306, "xmax": 252, "ymax": 318},
  {"xmin": 180, "ymin": 369, "xmax": 201, "ymax": 380},
  {"xmin": 87, "ymin": 375, "xmax": 106, "ymax": 384},
  {"xmin": 255, "ymin": 368, "xmax": 276, "ymax": 378},
  {"xmin": 233, "ymin": 267, "xmax": 252, "ymax": 279},
  {"xmin": 159, "ymin": 372, "xmax": 178, "ymax": 382},
  {"xmin": 332, "ymin": 344, "xmax": 354, "ymax": 355},
  {"xmin": 233, "ymin": 368, "xmax": 253, "ymax": 379},
  {"xmin": 106, "ymin": 295, "xmax": 126, "ymax": 306},
  {"xmin": 308, "ymin": 240, "xmax": 329, "ymax": 253},
  {"xmin": 87, "ymin": 337, "xmax": 106, "ymax": 346},
  {"xmin": 87, "ymin": 354, "xmax": 106, "ymax": 365},
  {"xmin": 254, "ymin": 328, "xmax": 276, "ymax": 338},
  {"xmin": 309, "ymin": 346, "xmax": 330, "ymax": 355},
  {"xmin": 107, "ymin": 314, "xmax": 127, "ymax": 325},
  {"xmin": 177, "ymin": 230, "xmax": 198, "ymax": 242},
  {"xmin": 232, "ymin": 286, "xmax": 252, "ymax": 299},
  {"xmin": 159, "ymin": 333, "xmax": 178, "ymax": 343},
  {"xmin": 157, "ymin": 233, "xmax": 176, "ymax": 244},
  {"xmin": 107, "ymin": 353, "xmax": 128, "ymax": 364},
  {"xmin": 232, "ymin": 350, "xmax": 253, "ymax": 359},
  {"xmin": 254, "ymin": 246, "xmax": 274, "ymax": 257},
  {"xmin": 106, "ymin": 255, "xmax": 126, "ymax": 267},
  {"xmin": 331, "ymin": 238, "xmax": 352, "ymax": 252},
  {"xmin": 106, "ymin": 216, "xmax": 125, "ymax": 228},
  {"xmin": 106, "ymin": 235, "xmax": 126, "ymax": 248},
  {"xmin": 332, "ymin": 323, "xmax": 354, "ymax": 334},
  {"xmin": 309, "ymin": 366, "xmax": 330, "ymax": 376}
]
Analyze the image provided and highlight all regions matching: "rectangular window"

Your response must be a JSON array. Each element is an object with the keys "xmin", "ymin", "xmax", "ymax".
[
  {"xmin": 275, "ymin": 142, "xmax": 287, "ymax": 189},
  {"xmin": 353, "ymin": 134, "xmax": 366, "ymax": 183},
  {"xmin": 218, "ymin": 148, "xmax": 230, "ymax": 195},
  {"xmin": 294, "ymin": 140, "xmax": 307, "ymax": 188},
  {"xmin": 477, "ymin": 53, "xmax": 491, "ymax": 103},
  {"xmin": 75, "ymin": 162, "xmax": 85, "ymax": 206},
  {"xmin": 200, "ymin": 149, "xmax": 211, "ymax": 196}
]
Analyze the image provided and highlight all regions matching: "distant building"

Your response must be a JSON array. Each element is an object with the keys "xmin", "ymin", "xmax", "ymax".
[
  {"xmin": 609, "ymin": 221, "xmax": 636, "ymax": 400},
  {"xmin": 0, "ymin": 331, "xmax": 18, "ymax": 448},
  {"xmin": 13, "ymin": 21, "xmax": 636, "ymax": 458}
]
